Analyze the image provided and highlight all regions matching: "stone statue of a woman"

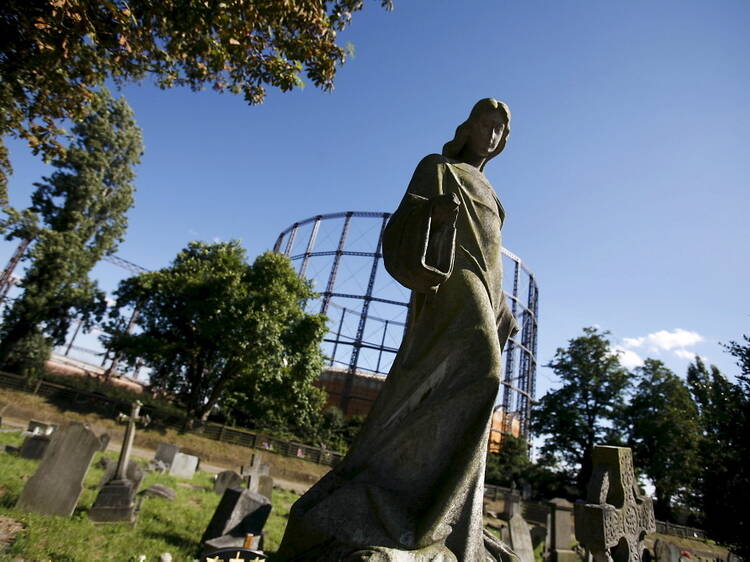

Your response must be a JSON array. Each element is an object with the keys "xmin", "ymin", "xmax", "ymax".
[{"xmin": 277, "ymin": 98, "xmax": 520, "ymax": 562}]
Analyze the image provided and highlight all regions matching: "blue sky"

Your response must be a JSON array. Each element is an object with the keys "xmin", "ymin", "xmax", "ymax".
[{"xmin": 2, "ymin": 0, "xmax": 749, "ymax": 397}]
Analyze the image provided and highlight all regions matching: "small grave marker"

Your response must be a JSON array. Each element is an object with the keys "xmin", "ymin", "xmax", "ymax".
[
  {"xmin": 169, "ymin": 452, "xmax": 200, "ymax": 479},
  {"xmin": 241, "ymin": 453, "xmax": 273, "ymax": 501},
  {"xmin": 201, "ymin": 488, "xmax": 271, "ymax": 551},
  {"xmin": 214, "ymin": 470, "xmax": 243, "ymax": 495}
]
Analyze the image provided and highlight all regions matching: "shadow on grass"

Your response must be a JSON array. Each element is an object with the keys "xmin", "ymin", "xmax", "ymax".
[{"xmin": 141, "ymin": 530, "xmax": 200, "ymax": 554}]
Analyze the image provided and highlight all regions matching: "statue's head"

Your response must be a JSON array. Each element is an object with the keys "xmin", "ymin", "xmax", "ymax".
[{"xmin": 442, "ymin": 98, "xmax": 511, "ymax": 171}]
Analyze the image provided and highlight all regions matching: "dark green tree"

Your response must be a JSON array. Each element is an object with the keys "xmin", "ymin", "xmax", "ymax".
[
  {"xmin": 0, "ymin": 88, "xmax": 142, "ymax": 375},
  {"xmin": 532, "ymin": 327, "xmax": 631, "ymax": 494},
  {"xmin": 687, "ymin": 355, "xmax": 750, "ymax": 555},
  {"xmin": 485, "ymin": 435, "xmax": 532, "ymax": 488},
  {"xmin": 0, "ymin": 0, "xmax": 393, "ymax": 202},
  {"xmin": 625, "ymin": 359, "xmax": 701, "ymax": 520},
  {"xmin": 103, "ymin": 242, "xmax": 328, "ymax": 432}
]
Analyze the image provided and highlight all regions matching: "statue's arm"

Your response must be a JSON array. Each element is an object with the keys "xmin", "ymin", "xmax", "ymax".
[{"xmin": 383, "ymin": 155, "xmax": 459, "ymax": 293}]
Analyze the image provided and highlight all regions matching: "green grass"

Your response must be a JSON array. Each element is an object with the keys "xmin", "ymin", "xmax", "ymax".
[{"xmin": 0, "ymin": 431, "xmax": 298, "ymax": 561}]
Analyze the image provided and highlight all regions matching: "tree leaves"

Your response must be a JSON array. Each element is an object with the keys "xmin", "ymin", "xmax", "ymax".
[{"xmin": 0, "ymin": 0, "xmax": 393, "ymax": 196}]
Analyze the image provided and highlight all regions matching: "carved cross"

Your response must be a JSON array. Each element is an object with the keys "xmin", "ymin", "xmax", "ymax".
[
  {"xmin": 241, "ymin": 452, "xmax": 270, "ymax": 494},
  {"xmin": 574, "ymin": 446, "xmax": 656, "ymax": 562},
  {"xmin": 114, "ymin": 400, "xmax": 150, "ymax": 481}
]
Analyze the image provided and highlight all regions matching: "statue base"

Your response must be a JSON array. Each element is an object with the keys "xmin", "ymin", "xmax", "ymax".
[{"xmin": 89, "ymin": 479, "xmax": 140, "ymax": 523}]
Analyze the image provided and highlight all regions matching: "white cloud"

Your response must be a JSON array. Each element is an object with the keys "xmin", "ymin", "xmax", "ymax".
[
  {"xmin": 613, "ymin": 346, "xmax": 644, "ymax": 369},
  {"xmin": 621, "ymin": 329, "xmax": 703, "ymax": 352},
  {"xmin": 674, "ymin": 349, "xmax": 708, "ymax": 362}
]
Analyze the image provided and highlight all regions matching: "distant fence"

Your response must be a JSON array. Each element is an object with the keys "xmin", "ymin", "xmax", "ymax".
[
  {"xmin": 0, "ymin": 370, "xmax": 344, "ymax": 467},
  {"xmin": 655, "ymin": 521, "xmax": 707, "ymax": 541}
]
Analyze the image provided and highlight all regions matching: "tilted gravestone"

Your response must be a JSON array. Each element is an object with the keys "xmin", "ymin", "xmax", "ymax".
[
  {"xmin": 16, "ymin": 422, "xmax": 101, "ymax": 516},
  {"xmin": 575, "ymin": 446, "xmax": 656, "ymax": 562},
  {"xmin": 214, "ymin": 470, "xmax": 243, "ymax": 496},
  {"xmin": 241, "ymin": 452, "xmax": 273, "ymax": 501},
  {"xmin": 201, "ymin": 488, "xmax": 272, "ymax": 551},
  {"xmin": 18, "ymin": 434, "xmax": 52, "ymax": 460},
  {"xmin": 169, "ymin": 452, "xmax": 200, "ymax": 479},
  {"xmin": 504, "ymin": 492, "xmax": 534, "ymax": 562},
  {"xmin": 547, "ymin": 498, "xmax": 577, "ymax": 562},
  {"xmin": 90, "ymin": 400, "xmax": 150, "ymax": 523}
]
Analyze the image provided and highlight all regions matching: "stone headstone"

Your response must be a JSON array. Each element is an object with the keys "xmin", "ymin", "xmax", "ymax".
[
  {"xmin": 141, "ymin": 484, "xmax": 176, "ymax": 501},
  {"xmin": 214, "ymin": 470, "xmax": 243, "ymax": 496},
  {"xmin": 18, "ymin": 434, "xmax": 51, "ymax": 460},
  {"xmin": 575, "ymin": 446, "xmax": 656, "ymax": 562},
  {"xmin": 201, "ymin": 488, "xmax": 271, "ymax": 551},
  {"xmin": 504, "ymin": 493, "xmax": 534, "ymax": 562},
  {"xmin": 547, "ymin": 498, "xmax": 576, "ymax": 562},
  {"xmin": 25, "ymin": 419, "xmax": 57, "ymax": 436},
  {"xmin": 169, "ymin": 452, "xmax": 199, "ymax": 479},
  {"xmin": 155, "ymin": 443, "xmax": 180, "ymax": 467},
  {"xmin": 16, "ymin": 423, "xmax": 101, "ymax": 516}
]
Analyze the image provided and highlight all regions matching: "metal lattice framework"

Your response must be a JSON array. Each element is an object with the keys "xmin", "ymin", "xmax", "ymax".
[{"xmin": 274, "ymin": 211, "xmax": 539, "ymax": 438}]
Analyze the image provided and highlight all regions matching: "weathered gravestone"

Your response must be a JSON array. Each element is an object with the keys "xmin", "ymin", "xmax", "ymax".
[
  {"xmin": 575, "ymin": 446, "xmax": 656, "ymax": 562},
  {"xmin": 169, "ymin": 452, "xmax": 200, "ymax": 479},
  {"xmin": 18, "ymin": 434, "xmax": 51, "ymax": 460},
  {"xmin": 154, "ymin": 442, "xmax": 180, "ymax": 467},
  {"xmin": 201, "ymin": 488, "xmax": 271, "ymax": 551},
  {"xmin": 25, "ymin": 419, "xmax": 57, "ymax": 436},
  {"xmin": 547, "ymin": 498, "xmax": 577, "ymax": 562},
  {"xmin": 504, "ymin": 492, "xmax": 535, "ymax": 562},
  {"xmin": 90, "ymin": 400, "xmax": 150, "ymax": 523},
  {"xmin": 214, "ymin": 470, "xmax": 243, "ymax": 496},
  {"xmin": 16, "ymin": 423, "xmax": 101, "ymax": 516},
  {"xmin": 98, "ymin": 433, "xmax": 111, "ymax": 452},
  {"xmin": 141, "ymin": 484, "xmax": 176, "ymax": 501},
  {"xmin": 241, "ymin": 452, "xmax": 273, "ymax": 501}
]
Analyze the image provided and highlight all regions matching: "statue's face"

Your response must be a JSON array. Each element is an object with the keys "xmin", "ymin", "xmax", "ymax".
[{"xmin": 466, "ymin": 110, "xmax": 506, "ymax": 158}]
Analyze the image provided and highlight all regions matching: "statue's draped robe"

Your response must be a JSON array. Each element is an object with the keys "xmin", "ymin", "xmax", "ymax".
[{"xmin": 278, "ymin": 154, "xmax": 518, "ymax": 561}]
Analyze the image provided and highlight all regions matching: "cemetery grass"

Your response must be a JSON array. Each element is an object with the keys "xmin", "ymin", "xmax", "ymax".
[{"xmin": 0, "ymin": 431, "xmax": 299, "ymax": 560}]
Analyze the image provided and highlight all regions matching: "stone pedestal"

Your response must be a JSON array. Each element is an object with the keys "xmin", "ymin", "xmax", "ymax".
[
  {"xmin": 89, "ymin": 479, "xmax": 140, "ymax": 523},
  {"xmin": 548, "ymin": 498, "xmax": 577, "ymax": 562}
]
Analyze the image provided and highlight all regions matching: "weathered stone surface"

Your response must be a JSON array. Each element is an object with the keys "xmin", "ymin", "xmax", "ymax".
[
  {"xmin": 169, "ymin": 452, "xmax": 199, "ymax": 479},
  {"xmin": 154, "ymin": 443, "xmax": 180, "ymax": 467},
  {"xmin": 25, "ymin": 419, "xmax": 57, "ymax": 436},
  {"xmin": 16, "ymin": 423, "xmax": 100, "ymax": 516},
  {"xmin": 547, "ymin": 498, "xmax": 577, "ymax": 562},
  {"xmin": 141, "ymin": 484, "xmax": 176, "ymax": 501},
  {"xmin": 505, "ymin": 494, "xmax": 534, "ymax": 562},
  {"xmin": 201, "ymin": 488, "xmax": 271, "ymax": 551},
  {"xmin": 98, "ymin": 433, "xmax": 111, "ymax": 452},
  {"xmin": 574, "ymin": 446, "xmax": 656, "ymax": 562},
  {"xmin": 214, "ymin": 470, "xmax": 243, "ymax": 496},
  {"xmin": 277, "ymin": 99, "xmax": 518, "ymax": 561},
  {"xmin": 18, "ymin": 434, "xmax": 51, "ymax": 460},
  {"xmin": 89, "ymin": 479, "xmax": 141, "ymax": 523},
  {"xmin": 98, "ymin": 458, "xmax": 144, "ymax": 490}
]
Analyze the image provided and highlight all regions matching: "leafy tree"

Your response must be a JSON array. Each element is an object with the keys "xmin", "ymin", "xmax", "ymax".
[
  {"xmin": 724, "ymin": 334, "xmax": 750, "ymax": 385},
  {"xmin": 103, "ymin": 242, "xmax": 328, "ymax": 432},
  {"xmin": 0, "ymin": 88, "xmax": 142, "ymax": 375},
  {"xmin": 0, "ymin": 0, "xmax": 393, "ymax": 202},
  {"xmin": 625, "ymin": 359, "xmax": 700, "ymax": 520},
  {"xmin": 532, "ymin": 327, "xmax": 631, "ymax": 494},
  {"xmin": 687, "ymin": 356, "xmax": 750, "ymax": 555},
  {"xmin": 485, "ymin": 435, "xmax": 532, "ymax": 488}
]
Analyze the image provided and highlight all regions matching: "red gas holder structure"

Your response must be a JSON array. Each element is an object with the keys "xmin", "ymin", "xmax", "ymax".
[{"xmin": 274, "ymin": 211, "xmax": 539, "ymax": 442}]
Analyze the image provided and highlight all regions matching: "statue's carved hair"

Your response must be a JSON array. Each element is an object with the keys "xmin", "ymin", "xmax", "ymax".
[{"xmin": 442, "ymin": 98, "xmax": 511, "ymax": 171}]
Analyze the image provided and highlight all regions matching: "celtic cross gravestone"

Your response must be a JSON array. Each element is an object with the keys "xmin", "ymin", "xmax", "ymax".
[{"xmin": 574, "ymin": 446, "xmax": 656, "ymax": 562}]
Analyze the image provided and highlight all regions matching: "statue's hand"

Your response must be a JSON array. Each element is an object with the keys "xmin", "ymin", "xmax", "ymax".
[{"xmin": 431, "ymin": 193, "xmax": 460, "ymax": 225}]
